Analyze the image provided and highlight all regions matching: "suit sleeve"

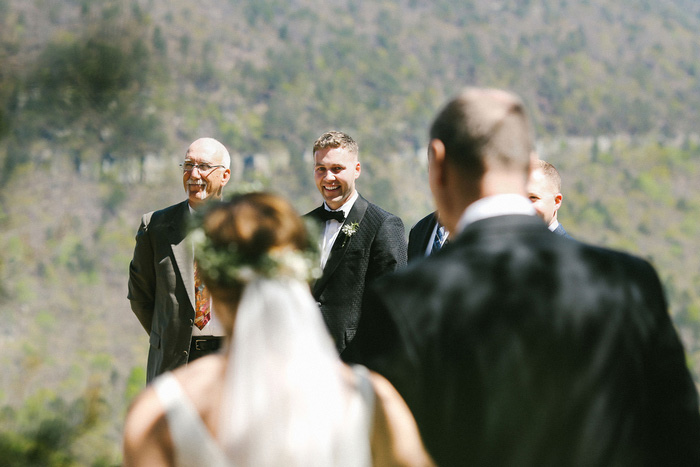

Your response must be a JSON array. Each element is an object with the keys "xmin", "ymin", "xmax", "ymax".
[
  {"xmin": 347, "ymin": 213, "xmax": 407, "ymax": 364},
  {"xmin": 347, "ymin": 276, "xmax": 422, "ymax": 407},
  {"xmin": 128, "ymin": 213, "xmax": 156, "ymax": 334},
  {"xmin": 366, "ymin": 214, "xmax": 407, "ymax": 282},
  {"xmin": 642, "ymin": 261, "xmax": 700, "ymax": 462}
]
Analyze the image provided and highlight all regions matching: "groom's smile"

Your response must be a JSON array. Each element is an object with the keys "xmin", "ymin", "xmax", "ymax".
[{"xmin": 313, "ymin": 146, "xmax": 361, "ymax": 211}]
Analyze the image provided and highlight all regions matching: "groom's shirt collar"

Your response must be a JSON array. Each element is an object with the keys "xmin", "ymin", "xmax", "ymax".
[{"xmin": 324, "ymin": 191, "xmax": 358, "ymax": 218}]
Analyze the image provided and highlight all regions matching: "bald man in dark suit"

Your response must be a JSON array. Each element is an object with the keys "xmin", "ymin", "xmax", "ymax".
[
  {"xmin": 129, "ymin": 138, "xmax": 233, "ymax": 383},
  {"xmin": 350, "ymin": 88, "xmax": 700, "ymax": 465}
]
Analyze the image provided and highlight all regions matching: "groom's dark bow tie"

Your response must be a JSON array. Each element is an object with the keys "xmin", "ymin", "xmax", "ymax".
[{"xmin": 319, "ymin": 209, "xmax": 345, "ymax": 223}]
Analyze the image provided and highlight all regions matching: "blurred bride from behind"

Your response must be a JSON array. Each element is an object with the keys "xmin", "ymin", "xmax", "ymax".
[{"xmin": 123, "ymin": 192, "xmax": 433, "ymax": 467}]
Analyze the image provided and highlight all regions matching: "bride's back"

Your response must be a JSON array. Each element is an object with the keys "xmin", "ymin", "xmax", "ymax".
[{"xmin": 123, "ymin": 192, "xmax": 433, "ymax": 467}]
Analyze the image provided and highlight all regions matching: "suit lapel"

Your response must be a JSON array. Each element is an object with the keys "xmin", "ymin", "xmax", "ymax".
[
  {"xmin": 312, "ymin": 195, "xmax": 369, "ymax": 296},
  {"xmin": 420, "ymin": 213, "xmax": 438, "ymax": 253},
  {"xmin": 307, "ymin": 205, "xmax": 328, "ymax": 224},
  {"xmin": 170, "ymin": 201, "xmax": 196, "ymax": 310}
]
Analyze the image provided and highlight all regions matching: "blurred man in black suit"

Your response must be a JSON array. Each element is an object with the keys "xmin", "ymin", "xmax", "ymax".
[
  {"xmin": 350, "ymin": 88, "xmax": 700, "ymax": 466},
  {"xmin": 407, "ymin": 212, "xmax": 449, "ymax": 262}
]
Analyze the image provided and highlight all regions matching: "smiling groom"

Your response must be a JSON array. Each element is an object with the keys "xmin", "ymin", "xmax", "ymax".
[{"xmin": 305, "ymin": 131, "xmax": 407, "ymax": 356}]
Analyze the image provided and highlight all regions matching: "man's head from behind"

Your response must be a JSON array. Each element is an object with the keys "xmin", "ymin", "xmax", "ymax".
[
  {"xmin": 427, "ymin": 88, "xmax": 534, "ymax": 232},
  {"xmin": 527, "ymin": 159, "xmax": 562, "ymax": 227}
]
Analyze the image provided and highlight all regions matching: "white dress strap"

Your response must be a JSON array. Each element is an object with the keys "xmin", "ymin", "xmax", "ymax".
[
  {"xmin": 153, "ymin": 373, "xmax": 230, "ymax": 467},
  {"xmin": 351, "ymin": 364, "xmax": 376, "ymax": 422},
  {"xmin": 333, "ymin": 364, "xmax": 375, "ymax": 467}
]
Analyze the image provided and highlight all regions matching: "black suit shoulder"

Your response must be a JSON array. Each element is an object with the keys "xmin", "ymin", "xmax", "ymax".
[
  {"xmin": 304, "ymin": 204, "xmax": 327, "ymax": 222},
  {"xmin": 408, "ymin": 212, "xmax": 437, "ymax": 262},
  {"xmin": 147, "ymin": 200, "xmax": 188, "ymax": 225},
  {"xmin": 354, "ymin": 214, "xmax": 700, "ymax": 465},
  {"xmin": 137, "ymin": 201, "xmax": 190, "ymax": 239},
  {"xmin": 361, "ymin": 198, "xmax": 403, "ymax": 229},
  {"xmin": 357, "ymin": 198, "xmax": 407, "ymax": 267},
  {"xmin": 410, "ymin": 212, "xmax": 437, "ymax": 232}
]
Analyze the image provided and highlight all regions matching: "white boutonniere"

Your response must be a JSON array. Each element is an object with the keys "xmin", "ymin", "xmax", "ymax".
[{"xmin": 341, "ymin": 222, "xmax": 359, "ymax": 247}]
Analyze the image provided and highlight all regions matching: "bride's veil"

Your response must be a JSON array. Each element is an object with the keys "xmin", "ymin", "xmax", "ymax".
[{"xmin": 218, "ymin": 277, "xmax": 370, "ymax": 466}]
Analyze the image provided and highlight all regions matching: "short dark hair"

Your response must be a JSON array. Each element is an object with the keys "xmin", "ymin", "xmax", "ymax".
[
  {"xmin": 312, "ymin": 131, "xmax": 359, "ymax": 159},
  {"xmin": 535, "ymin": 159, "xmax": 562, "ymax": 192},
  {"xmin": 429, "ymin": 88, "xmax": 533, "ymax": 177}
]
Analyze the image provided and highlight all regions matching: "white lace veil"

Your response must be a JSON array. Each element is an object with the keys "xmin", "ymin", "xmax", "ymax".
[{"xmin": 218, "ymin": 277, "xmax": 371, "ymax": 467}]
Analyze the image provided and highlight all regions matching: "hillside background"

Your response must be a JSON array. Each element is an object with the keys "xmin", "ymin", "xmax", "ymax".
[{"xmin": 1, "ymin": 0, "xmax": 699, "ymax": 464}]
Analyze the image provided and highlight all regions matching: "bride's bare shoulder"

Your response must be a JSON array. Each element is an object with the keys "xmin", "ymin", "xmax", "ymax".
[
  {"xmin": 172, "ymin": 354, "xmax": 227, "ymax": 405},
  {"xmin": 123, "ymin": 382, "xmax": 173, "ymax": 466},
  {"xmin": 123, "ymin": 355, "xmax": 226, "ymax": 466},
  {"xmin": 362, "ymin": 369, "xmax": 436, "ymax": 467}
]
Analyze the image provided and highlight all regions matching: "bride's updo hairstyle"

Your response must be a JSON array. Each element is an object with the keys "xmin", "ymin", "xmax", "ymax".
[{"xmin": 194, "ymin": 192, "xmax": 316, "ymax": 303}]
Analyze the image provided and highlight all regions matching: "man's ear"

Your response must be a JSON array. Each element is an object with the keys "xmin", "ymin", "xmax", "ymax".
[
  {"xmin": 428, "ymin": 139, "xmax": 446, "ymax": 188},
  {"xmin": 221, "ymin": 168, "xmax": 232, "ymax": 186},
  {"xmin": 553, "ymin": 192, "xmax": 563, "ymax": 212}
]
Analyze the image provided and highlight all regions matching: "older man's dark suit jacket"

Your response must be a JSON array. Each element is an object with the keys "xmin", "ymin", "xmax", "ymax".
[
  {"xmin": 128, "ymin": 200, "xmax": 197, "ymax": 383},
  {"xmin": 305, "ymin": 194, "xmax": 407, "ymax": 355},
  {"xmin": 350, "ymin": 213, "xmax": 700, "ymax": 466},
  {"xmin": 407, "ymin": 212, "xmax": 437, "ymax": 262}
]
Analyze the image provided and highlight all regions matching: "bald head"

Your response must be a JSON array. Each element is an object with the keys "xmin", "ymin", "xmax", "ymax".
[
  {"xmin": 182, "ymin": 137, "xmax": 232, "ymax": 210},
  {"xmin": 430, "ymin": 88, "xmax": 533, "ymax": 175},
  {"xmin": 427, "ymin": 88, "xmax": 535, "ymax": 231},
  {"xmin": 187, "ymin": 137, "xmax": 231, "ymax": 169}
]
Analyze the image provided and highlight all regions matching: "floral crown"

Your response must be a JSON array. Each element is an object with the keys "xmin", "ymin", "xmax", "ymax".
[{"xmin": 190, "ymin": 227, "xmax": 322, "ymax": 285}]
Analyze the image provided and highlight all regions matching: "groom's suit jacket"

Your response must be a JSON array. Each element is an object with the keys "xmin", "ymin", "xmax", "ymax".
[
  {"xmin": 305, "ymin": 194, "xmax": 407, "ymax": 355},
  {"xmin": 128, "ymin": 200, "xmax": 197, "ymax": 383},
  {"xmin": 350, "ymin": 214, "xmax": 700, "ymax": 466},
  {"xmin": 407, "ymin": 211, "xmax": 437, "ymax": 262}
]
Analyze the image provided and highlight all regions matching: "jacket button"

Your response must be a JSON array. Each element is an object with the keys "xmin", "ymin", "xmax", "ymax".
[
  {"xmin": 182, "ymin": 350, "xmax": 188, "ymax": 357},
  {"xmin": 189, "ymin": 319, "xmax": 194, "ymax": 325}
]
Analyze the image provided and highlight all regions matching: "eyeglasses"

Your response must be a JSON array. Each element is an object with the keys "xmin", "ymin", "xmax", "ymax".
[{"xmin": 180, "ymin": 162, "xmax": 225, "ymax": 173}]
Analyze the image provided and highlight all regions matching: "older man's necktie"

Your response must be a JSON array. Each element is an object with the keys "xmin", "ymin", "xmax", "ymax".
[{"xmin": 194, "ymin": 262, "xmax": 211, "ymax": 330}]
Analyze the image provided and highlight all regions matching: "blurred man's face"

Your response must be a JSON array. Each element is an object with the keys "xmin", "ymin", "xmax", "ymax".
[{"xmin": 527, "ymin": 168, "xmax": 561, "ymax": 226}]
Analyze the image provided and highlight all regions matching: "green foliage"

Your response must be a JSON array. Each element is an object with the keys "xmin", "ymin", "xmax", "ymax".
[
  {"xmin": 1, "ymin": 2, "xmax": 164, "ymax": 180},
  {"xmin": 152, "ymin": 26, "xmax": 167, "ymax": 55},
  {"xmin": 0, "ymin": 1, "xmax": 700, "ymax": 463},
  {"xmin": 0, "ymin": 386, "xmax": 115, "ymax": 466},
  {"xmin": 124, "ymin": 367, "xmax": 146, "ymax": 404}
]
